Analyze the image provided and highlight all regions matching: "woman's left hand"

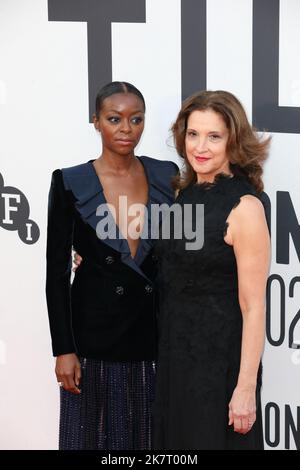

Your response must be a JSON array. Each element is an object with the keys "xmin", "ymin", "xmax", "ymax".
[
  {"xmin": 72, "ymin": 251, "xmax": 83, "ymax": 272},
  {"xmin": 228, "ymin": 386, "xmax": 256, "ymax": 434}
]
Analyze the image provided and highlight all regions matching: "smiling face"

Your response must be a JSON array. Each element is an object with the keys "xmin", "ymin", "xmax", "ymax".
[
  {"xmin": 185, "ymin": 109, "xmax": 231, "ymax": 183},
  {"xmin": 93, "ymin": 92, "xmax": 145, "ymax": 158}
]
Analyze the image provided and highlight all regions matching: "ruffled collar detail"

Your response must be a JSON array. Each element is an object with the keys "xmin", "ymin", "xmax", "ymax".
[
  {"xmin": 62, "ymin": 157, "xmax": 176, "ymax": 278},
  {"xmin": 195, "ymin": 172, "xmax": 235, "ymax": 190}
]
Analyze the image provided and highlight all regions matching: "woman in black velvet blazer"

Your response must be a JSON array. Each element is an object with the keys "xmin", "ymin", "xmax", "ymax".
[{"xmin": 46, "ymin": 81, "xmax": 178, "ymax": 450}]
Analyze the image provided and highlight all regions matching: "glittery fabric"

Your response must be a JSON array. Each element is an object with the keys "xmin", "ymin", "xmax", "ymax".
[{"xmin": 59, "ymin": 358, "xmax": 156, "ymax": 450}]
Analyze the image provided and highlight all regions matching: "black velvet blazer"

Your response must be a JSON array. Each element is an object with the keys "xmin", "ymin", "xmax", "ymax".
[{"xmin": 46, "ymin": 156, "xmax": 178, "ymax": 361}]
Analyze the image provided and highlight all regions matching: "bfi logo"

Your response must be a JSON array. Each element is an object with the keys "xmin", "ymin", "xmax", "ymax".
[{"xmin": 0, "ymin": 173, "xmax": 39, "ymax": 244}]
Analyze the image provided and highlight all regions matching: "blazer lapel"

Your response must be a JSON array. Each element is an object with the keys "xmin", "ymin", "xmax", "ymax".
[
  {"xmin": 134, "ymin": 156, "xmax": 176, "ymax": 266},
  {"xmin": 62, "ymin": 161, "xmax": 148, "ymax": 279},
  {"xmin": 62, "ymin": 157, "xmax": 176, "ymax": 279}
]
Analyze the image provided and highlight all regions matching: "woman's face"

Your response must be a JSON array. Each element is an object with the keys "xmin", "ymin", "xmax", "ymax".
[
  {"xmin": 94, "ymin": 93, "xmax": 145, "ymax": 157},
  {"xmin": 185, "ymin": 108, "xmax": 230, "ymax": 183}
]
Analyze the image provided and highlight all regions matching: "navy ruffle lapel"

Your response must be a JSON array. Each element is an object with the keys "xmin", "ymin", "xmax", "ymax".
[
  {"xmin": 62, "ymin": 161, "xmax": 128, "ymax": 249},
  {"xmin": 62, "ymin": 161, "xmax": 149, "ymax": 279},
  {"xmin": 134, "ymin": 156, "xmax": 177, "ymax": 266},
  {"xmin": 62, "ymin": 158, "xmax": 177, "ymax": 279}
]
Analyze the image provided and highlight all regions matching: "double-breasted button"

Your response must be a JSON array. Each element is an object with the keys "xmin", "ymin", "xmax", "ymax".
[
  {"xmin": 105, "ymin": 256, "xmax": 114, "ymax": 264},
  {"xmin": 115, "ymin": 286, "xmax": 124, "ymax": 295},
  {"xmin": 145, "ymin": 284, "xmax": 153, "ymax": 294}
]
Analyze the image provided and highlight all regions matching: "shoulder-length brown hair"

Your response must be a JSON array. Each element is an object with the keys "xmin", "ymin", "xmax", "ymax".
[{"xmin": 172, "ymin": 90, "xmax": 271, "ymax": 192}]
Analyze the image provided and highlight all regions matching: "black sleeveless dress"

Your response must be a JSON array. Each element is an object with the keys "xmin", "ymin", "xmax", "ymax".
[{"xmin": 153, "ymin": 174, "xmax": 264, "ymax": 450}]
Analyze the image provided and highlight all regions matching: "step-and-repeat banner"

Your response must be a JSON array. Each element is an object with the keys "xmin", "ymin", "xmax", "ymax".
[{"xmin": 0, "ymin": 0, "xmax": 299, "ymax": 450}]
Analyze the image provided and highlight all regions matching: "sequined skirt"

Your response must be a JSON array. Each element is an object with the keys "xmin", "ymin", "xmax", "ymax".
[{"xmin": 59, "ymin": 358, "xmax": 156, "ymax": 450}]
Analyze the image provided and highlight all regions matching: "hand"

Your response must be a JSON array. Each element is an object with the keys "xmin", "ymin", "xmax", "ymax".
[
  {"xmin": 72, "ymin": 251, "xmax": 83, "ymax": 272},
  {"xmin": 55, "ymin": 353, "xmax": 81, "ymax": 394},
  {"xmin": 228, "ymin": 385, "xmax": 256, "ymax": 434}
]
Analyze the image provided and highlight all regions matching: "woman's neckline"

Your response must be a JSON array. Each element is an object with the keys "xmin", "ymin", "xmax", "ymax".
[{"xmin": 195, "ymin": 172, "xmax": 235, "ymax": 189}]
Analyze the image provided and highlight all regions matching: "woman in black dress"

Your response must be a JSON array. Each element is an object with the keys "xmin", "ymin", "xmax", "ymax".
[
  {"xmin": 154, "ymin": 90, "xmax": 271, "ymax": 450},
  {"xmin": 46, "ymin": 81, "xmax": 178, "ymax": 450}
]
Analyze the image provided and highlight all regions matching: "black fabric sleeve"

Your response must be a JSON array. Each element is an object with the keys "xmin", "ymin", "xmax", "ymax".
[{"xmin": 46, "ymin": 169, "xmax": 76, "ymax": 356}]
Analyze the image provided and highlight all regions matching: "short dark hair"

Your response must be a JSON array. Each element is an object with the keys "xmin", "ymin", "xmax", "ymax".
[{"xmin": 95, "ymin": 81, "xmax": 146, "ymax": 118}]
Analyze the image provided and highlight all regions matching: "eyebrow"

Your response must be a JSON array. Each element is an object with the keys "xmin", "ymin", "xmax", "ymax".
[
  {"xmin": 186, "ymin": 128, "xmax": 223, "ymax": 133},
  {"xmin": 105, "ymin": 109, "xmax": 144, "ymax": 114}
]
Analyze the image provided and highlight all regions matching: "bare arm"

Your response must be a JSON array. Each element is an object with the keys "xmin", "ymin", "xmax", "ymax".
[{"xmin": 225, "ymin": 195, "xmax": 271, "ymax": 434}]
